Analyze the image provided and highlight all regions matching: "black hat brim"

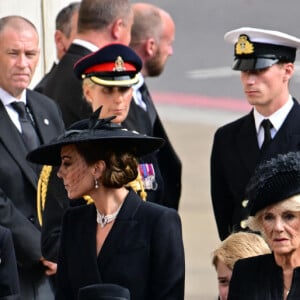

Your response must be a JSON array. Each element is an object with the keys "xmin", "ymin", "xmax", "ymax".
[
  {"xmin": 78, "ymin": 283, "xmax": 130, "ymax": 300},
  {"xmin": 232, "ymin": 57, "xmax": 279, "ymax": 71},
  {"xmin": 27, "ymin": 129, "xmax": 165, "ymax": 166}
]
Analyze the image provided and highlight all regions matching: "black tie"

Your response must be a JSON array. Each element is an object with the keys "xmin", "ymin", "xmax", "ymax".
[
  {"xmin": 261, "ymin": 119, "xmax": 273, "ymax": 150},
  {"xmin": 11, "ymin": 102, "xmax": 40, "ymax": 151}
]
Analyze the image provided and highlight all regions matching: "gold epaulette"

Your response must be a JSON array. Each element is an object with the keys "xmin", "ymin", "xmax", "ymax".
[{"xmin": 37, "ymin": 165, "xmax": 53, "ymax": 226}]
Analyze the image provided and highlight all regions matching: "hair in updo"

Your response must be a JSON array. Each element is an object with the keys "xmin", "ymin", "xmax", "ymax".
[{"xmin": 75, "ymin": 142, "xmax": 138, "ymax": 188}]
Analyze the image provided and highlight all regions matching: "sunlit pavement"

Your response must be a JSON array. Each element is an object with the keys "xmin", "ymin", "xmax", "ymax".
[{"xmin": 156, "ymin": 100, "xmax": 245, "ymax": 299}]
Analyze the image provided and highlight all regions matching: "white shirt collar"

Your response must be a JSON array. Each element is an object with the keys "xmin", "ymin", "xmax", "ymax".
[
  {"xmin": 0, "ymin": 87, "xmax": 26, "ymax": 106},
  {"xmin": 253, "ymin": 95, "xmax": 294, "ymax": 133},
  {"xmin": 132, "ymin": 73, "xmax": 144, "ymax": 92},
  {"xmin": 72, "ymin": 39, "xmax": 99, "ymax": 52}
]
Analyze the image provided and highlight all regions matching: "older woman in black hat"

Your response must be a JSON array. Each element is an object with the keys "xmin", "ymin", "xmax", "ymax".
[
  {"xmin": 228, "ymin": 151, "xmax": 300, "ymax": 299},
  {"xmin": 27, "ymin": 113, "xmax": 185, "ymax": 299},
  {"xmin": 39, "ymin": 43, "xmax": 165, "ymax": 266}
]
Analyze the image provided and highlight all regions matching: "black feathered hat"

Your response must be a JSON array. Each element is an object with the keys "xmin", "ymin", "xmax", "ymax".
[
  {"xmin": 26, "ymin": 107, "xmax": 164, "ymax": 166},
  {"xmin": 246, "ymin": 151, "xmax": 300, "ymax": 216},
  {"xmin": 78, "ymin": 283, "xmax": 130, "ymax": 300}
]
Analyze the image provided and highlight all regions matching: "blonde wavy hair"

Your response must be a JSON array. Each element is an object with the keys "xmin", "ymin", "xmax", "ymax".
[{"xmin": 212, "ymin": 231, "xmax": 271, "ymax": 270}]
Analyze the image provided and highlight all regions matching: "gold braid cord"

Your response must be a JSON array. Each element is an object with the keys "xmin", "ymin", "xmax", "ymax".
[
  {"xmin": 37, "ymin": 165, "xmax": 53, "ymax": 226},
  {"xmin": 37, "ymin": 166, "xmax": 148, "ymax": 225},
  {"xmin": 83, "ymin": 168, "xmax": 148, "ymax": 203},
  {"xmin": 126, "ymin": 169, "xmax": 147, "ymax": 201}
]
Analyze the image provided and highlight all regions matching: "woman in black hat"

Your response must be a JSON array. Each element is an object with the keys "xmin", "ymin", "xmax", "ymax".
[
  {"xmin": 27, "ymin": 112, "xmax": 185, "ymax": 299},
  {"xmin": 38, "ymin": 43, "xmax": 165, "ymax": 266},
  {"xmin": 228, "ymin": 151, "xmax": 300, "ymax": 299}
]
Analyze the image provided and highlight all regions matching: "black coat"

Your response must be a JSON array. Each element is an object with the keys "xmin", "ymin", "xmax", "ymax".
[
  {"xmin": 228, "ymin": 254, "xmax": 300, "ymax": 299},
  {"xmin": 55, "ymin": 189, "xmax": 185, "ymax": 300},
  {"xmin": 40, "ymin": 43, "xmax": 93, "ymax": 127},
  {"xmin": 0, "ymin": 225, "xmax": 20, "ymax": 300},
  {"xmin": 210, "ymin": 99, "xmax": 300, "ymax": 240},
  {"xmin": 0, "ymin": 90, "xmax": 65, "ymax": 299},
  {"xmin": 123, "ymin": 84, "xmax": 182, "ymax": 210}
]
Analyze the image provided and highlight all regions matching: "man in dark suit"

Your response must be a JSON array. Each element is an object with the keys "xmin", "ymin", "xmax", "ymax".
[
  {"xmin": 0, "ymin": 15, "xmax": 65, "ymax": 299},
  {"xmin": 34, "ymin": 2, "xmax": 80, "ymax": 94},
  {"xmin": 38, "ymin": 0, "xmax": 133, "ymax": 127},
  {"xmin": 210, "ymin": 27, "xmax": 300, "ymax": 240},
  {"xmin": 122, "ymin": 3, "xmax": 182, "ymax": 210}
]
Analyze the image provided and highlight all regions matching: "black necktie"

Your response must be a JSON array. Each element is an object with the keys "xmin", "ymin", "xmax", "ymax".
[
  {"xmin": 261, "ymin": 119, "xmax": 273, "ymax": 150},
  {"xmin": 11, "ymin": 102, "xmax": 40, "ymax": 151}
]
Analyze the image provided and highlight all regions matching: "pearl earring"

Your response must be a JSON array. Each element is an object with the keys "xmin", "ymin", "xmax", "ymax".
[{"xmin": 94, "ymin": 178, "xmax": 99, "ymax": 189}]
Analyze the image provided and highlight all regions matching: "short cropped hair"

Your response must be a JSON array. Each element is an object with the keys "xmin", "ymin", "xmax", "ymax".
[
  {"xmin": 212, "ymin": 231, "xmax": 270, "ymax": 270},
  {"xmin": 56, "ymin": 2, "xmax": 80, "ymax": 37},
  {"xmin": 0, "ymin": 15, "xmax": 37, "ymax": 35},
  {"xmin": 78, "ymin": 0, "xmax": 131, "ymax": 33},
  {"xmin": 130, "ymin": 5, "xmax": 162, "ymax": 46}
]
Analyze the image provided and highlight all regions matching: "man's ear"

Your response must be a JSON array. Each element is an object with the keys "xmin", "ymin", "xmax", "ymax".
[
  {"xmin": 54, "ymin": 30, "xmax": 67, "ymax": 59},
  {"xmin": 283, "ymin": 62, "xmax": 294, "ymax": 82},
  {"xmin": 144, "ymin": 37, "xmax": 157, "ymax": 57},
  {"xmin": 111, "ymin": 18, "xmax": 123, "ymax": 40}
]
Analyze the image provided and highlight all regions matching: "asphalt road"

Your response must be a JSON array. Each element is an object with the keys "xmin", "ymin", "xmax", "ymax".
[
  {"xmin": 132, "ymin": 0, "xmax": 300, "ymax": 101},
  {"xmin": 157, "ymin": 105, "xmax": 244, "ymax": 299}
]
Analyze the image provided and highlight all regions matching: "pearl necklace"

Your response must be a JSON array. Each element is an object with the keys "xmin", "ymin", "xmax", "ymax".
[{"xmin": 96, "ymin": 206, "xmax": 121, "ymax": 228}]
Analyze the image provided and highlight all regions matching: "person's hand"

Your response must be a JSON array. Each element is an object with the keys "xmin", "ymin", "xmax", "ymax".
[{"xmin": 40, "ymin": 257, "xmax": 57, "ymax": 276}]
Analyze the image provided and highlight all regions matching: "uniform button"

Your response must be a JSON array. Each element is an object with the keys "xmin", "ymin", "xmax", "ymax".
[
  {"xmin": 29, "ymin": 216, "xmax": 35, "ymax": 223},
  {"xmin": 241, "ymin": 199, "xmax": 249, "ymax": 207}
]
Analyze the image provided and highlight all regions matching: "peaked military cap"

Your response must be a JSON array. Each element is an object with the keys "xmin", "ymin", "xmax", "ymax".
[
  {"xmin": 74, "ymin": 43, "xmax": 142, "ymax": 86},
  {"xmin": 245, "ymin": 152, "xmax": 300, "ymax": 216},
  {"xmin": 224, "ymin": 27, "xmax": 300, "ymax": 71}
]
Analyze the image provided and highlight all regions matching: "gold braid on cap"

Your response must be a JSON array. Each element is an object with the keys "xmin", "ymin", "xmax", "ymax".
[{"xmin": 37, "ymin": 165, "xmax": 53, "ymax": 226}]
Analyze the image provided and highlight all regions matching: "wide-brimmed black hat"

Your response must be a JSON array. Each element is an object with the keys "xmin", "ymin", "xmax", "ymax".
[
  {"xmin": 26, "ymin": 108, "xmax": 164, "ymax": 166},
  {"xmin": 74, "ymin": 43, "xmax": 142, "ymax": 87},
  {"xmin": 245, "ymin": 151, "xmax": 300, "ymax": 216},
  {"xmin": 224, "ymin": 27, "xmax": 300, "ymax": 71},
  {"xmin": 78, "ymin": 283, "xmax": 130, "ymax": 300}
]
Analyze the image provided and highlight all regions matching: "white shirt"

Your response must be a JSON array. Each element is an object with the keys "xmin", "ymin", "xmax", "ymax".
[
  {"xmin": 72, "ymin": 39, "xmax": 99, "ymax": 52},
  {"xmin": 132, "ymin": 73, "xmax": 147, "ymax": 111},
  {"xmin": 253, "ymin": 95, "xmax": 294, "ymax": 148}
]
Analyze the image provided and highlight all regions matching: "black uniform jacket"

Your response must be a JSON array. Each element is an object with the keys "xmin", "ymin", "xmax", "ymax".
[
  {"xmin": 123, "ymin": 89, "xmax": 182, "ymax": 210},
  {"xmin": 228, "ymin": 254, "xmax": 300, "ymax": 300},
  {"xmin": 40, "ymin": 43, "xmax": 93, "ymax": 127},
  {"xmin": 55, "ymin": 189, "xmax": 185, "ymax": 300},
  {"xmin": 211, "ymin": 99, "xmax": 300, "ymax": 240},
  {"xmin": 0, "ymin": 89, "xmax": 65, "ymax": 298}
]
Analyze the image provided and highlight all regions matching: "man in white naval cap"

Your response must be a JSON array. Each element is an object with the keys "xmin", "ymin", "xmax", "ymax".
[{"xmin": 210, "ymin": 27, "xmax": 300, "ymax": 240}]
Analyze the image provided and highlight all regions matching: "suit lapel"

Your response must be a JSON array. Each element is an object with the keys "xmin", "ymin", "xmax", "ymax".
[
  {"xmin": 261, "ymin": 99, "xmax": 300, "ymax": 160},
  {"xmin": 26, "ymin": 92, "xmax": 52, "ymax": 144},
  {"xmin": 236, "ymin": 111, "xmax": 261, "ymax": 173},
  {"xmin": 0, "ymin": 101, "xmax": 37, "ymax": 187}
]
